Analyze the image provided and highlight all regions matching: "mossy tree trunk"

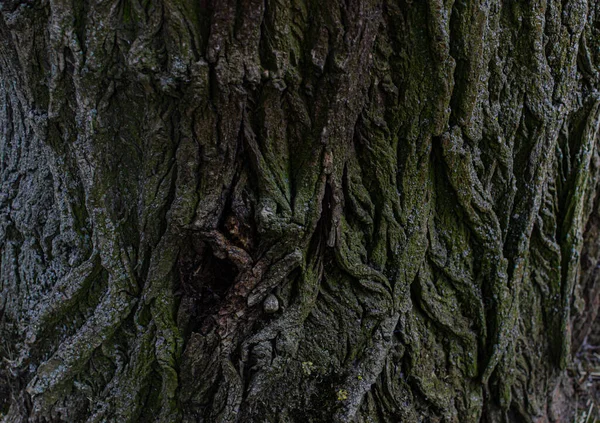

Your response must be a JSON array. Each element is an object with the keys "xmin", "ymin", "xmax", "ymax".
[{"xmin": 1, "ymin": 0, "xmax": 600, "ymax": 422}]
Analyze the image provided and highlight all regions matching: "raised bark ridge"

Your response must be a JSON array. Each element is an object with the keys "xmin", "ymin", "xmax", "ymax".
[{"xmin": 1, "ymin": 0, "xmax": 600, "ymax": 422}]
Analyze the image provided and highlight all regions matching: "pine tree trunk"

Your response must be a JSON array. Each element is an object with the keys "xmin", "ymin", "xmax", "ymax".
[{"xmin": 1, "ymin": 0, "xmax": 600, "ymax": 421}]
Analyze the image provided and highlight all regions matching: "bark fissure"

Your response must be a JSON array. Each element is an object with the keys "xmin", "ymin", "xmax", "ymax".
[{"xmin": 2, "ymin": 0, "xmax": 600, "ymax": 422}]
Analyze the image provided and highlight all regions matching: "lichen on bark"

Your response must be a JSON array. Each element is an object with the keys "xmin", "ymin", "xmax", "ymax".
[{"xmin": 1, "ymin": 0, "xmax": 600, "ymax": 422}]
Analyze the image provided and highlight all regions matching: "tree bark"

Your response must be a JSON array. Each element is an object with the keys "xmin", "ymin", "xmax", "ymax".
[{"xmin": 1, "ymin": 0, "xmax": 600, "ymax": 422}]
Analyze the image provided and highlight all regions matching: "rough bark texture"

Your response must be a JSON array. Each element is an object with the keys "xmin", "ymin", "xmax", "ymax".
[{"xmin": 1, "ymin": 0, "xmax": 600, "ymax": 422}]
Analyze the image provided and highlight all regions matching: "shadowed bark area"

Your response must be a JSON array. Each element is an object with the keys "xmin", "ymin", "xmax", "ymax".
[{"xmin": 1, "ymin": 0, "xmax": 600, "ymax": 422}]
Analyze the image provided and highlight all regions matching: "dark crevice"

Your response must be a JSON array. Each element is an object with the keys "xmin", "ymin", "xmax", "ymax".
[
  {"xmin": 307, "ymin": 182, "xmax": 334, "ymax": 261},
  {"xmin": 177, "ymin": 238, "xmax": 239, "ymax": 335}
]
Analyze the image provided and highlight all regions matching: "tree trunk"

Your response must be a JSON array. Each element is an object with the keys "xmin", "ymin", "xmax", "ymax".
[{"xmin": 1, "ymin": 0, "xmax": 600, "ymax": 421}]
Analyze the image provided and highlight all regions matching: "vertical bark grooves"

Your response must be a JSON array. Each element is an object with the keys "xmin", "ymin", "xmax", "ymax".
[{"xmin": 1, "ymin": 0, "xmax": 600, "ymax": 422}]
